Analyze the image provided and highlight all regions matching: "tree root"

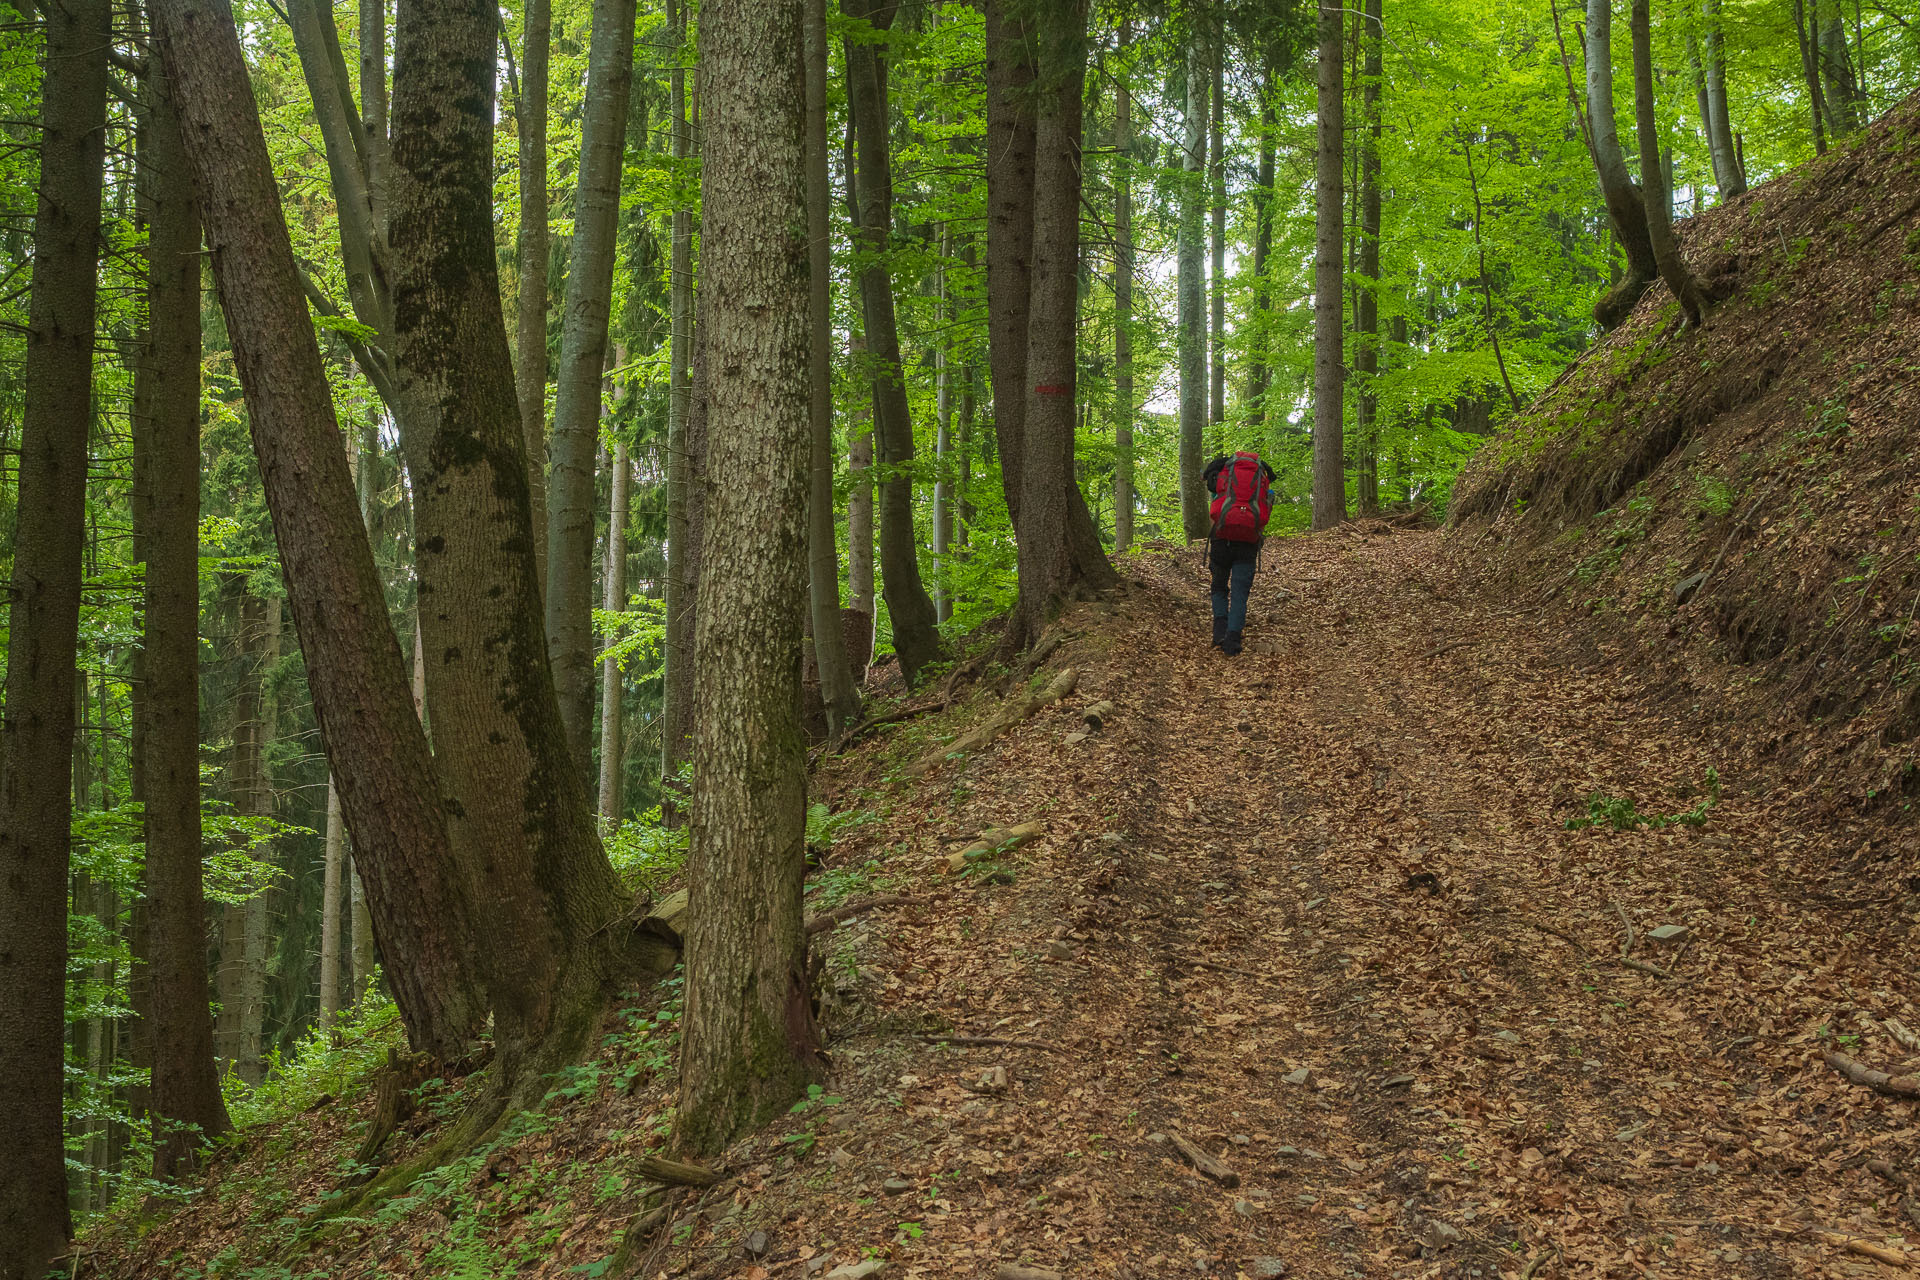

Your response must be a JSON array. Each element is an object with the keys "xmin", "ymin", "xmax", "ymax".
[{"xmin": 905, "ymin": 667, "xmax": 1077, "ymax": 778}]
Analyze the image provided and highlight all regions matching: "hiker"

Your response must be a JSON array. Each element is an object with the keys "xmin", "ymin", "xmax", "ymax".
[{"xmin": 1202, "ymin": 450, "xmax": 1276, "ymax": 656}]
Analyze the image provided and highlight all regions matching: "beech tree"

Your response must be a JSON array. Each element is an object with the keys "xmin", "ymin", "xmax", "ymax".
[
  {"xmin": 1585, "ymin": 0, "xmax": 1661, "ymax": 329},
  {"xmin": 1311, "ymin": 0, "xmax": 1346, "ymax": 530},
  {"xmin": 1630, "ymin": 0, "xmax": 1708, "ymax": 327}
]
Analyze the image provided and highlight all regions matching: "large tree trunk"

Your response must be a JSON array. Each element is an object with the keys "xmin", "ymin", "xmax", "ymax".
[
  {"xmin": 805, "ymin": 0, "xmax": 863, "ymax": 739},
  {"xmin": 676, "ymin": 0, "xmax": 822, "ymax": 1155},
  {"xmin": 1629, "ymin": 0, "xmax": 1708, "ymax": 328},
  {"xmin": 1354, "ymin": 0, "xmax": 1383, "ymax": 517},
  {"xmin": 1176, "ymin": 11, "xmax": 1208, "ymax": 540},
  {"xmin": 597, "ymin": 439, "xmax": 630, "ymax": 825},
  {"xmin": 1792, "ymin": 0, "xmax": 1830, "ymax": 155},
  {"xmin": 983, "ymin": 0, "xmax": 1034, "ymax": 528},
  {"xmin": 846, "ymin": 336, "xmax": 875, "ymax": 620},
  {"xmin": 320, "ymin": 777, "xmax": 345, "ymax": 1031},
  {"xmin": 386, "ymin": 0, "xmax": 672, "ymax": 1068},
  {"xmin": 1311, "ymin": 0, "xmax": 1347, "ymax": 531},
  {"xmin": 1245, "ymin": 55, "xmax": 1276, "ymax": 429},
  {"xmin": 843, "ymin": 0, "xmax": 943, "ymax": 684},
  {"xmin": 130, "ymin": 56, "xmax": 231, "ymax": 1179},
  {"xmin": 1816, "ymin": 0, "xmax": 1861, "ymax": 135},
  {"xmin": 1698, "ymin": 0, "xmax": 1745, "ymax": 199},
  {"xmin": 1112, "ymin": 18, "xmax": 1134, "ymax": 553},
  {"xmin": 661, "ymin": 0, "xmax": 696, "ymax": 821},
  {"xmin": 1585, "ymin": 0, "xmax": 1661, "ymax": 329},
  {"xmin": 933, "ymin": 232, "xmax": 952, "ymax": 623},
  {"xmin": 0, "ymin": 0, "xmax": 109, "ymax": 1260},
  {"xmin": 152, "ymin": 0, "xmax": 485, "ymax": 1063},
  {"xmin": 215, "ymin": 593, "xmax": 280, "ymax": 1085},
  {"xmin": 546, "ymin": 0, "xmax": 639, "ymax": 776},
  {"xmin": 1003, "ymin": 0, "xmax": 1116, "ymax": 645},
  {"xmin": 516, "ymin": 0, "xmax": 552, "ymax": 589}
]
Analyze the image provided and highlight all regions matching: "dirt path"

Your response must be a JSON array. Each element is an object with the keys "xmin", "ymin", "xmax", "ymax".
[{"xmin": 796, "ymin": 529, "xmax": 1920, "ymax": 1280}]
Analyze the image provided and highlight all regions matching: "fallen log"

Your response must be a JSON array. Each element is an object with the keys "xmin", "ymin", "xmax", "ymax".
[
  {"xmin": 805, "ymin": 893, "xmax": 913, "ymax": 936},
  {"xmin": 1817, "ymin": 1228, "xmax": 1913, "ymax": 1267},
  {"xmin": 906, "ymin": 667, "xmax": 1077, "ymax": 778},
  {"xmin": 1165, "ymin": 1130, "xmax": 1241, "ymax": 1188},
  {"xmin": 1824, "ymin": 1051, "xmax": 1920, "ymax": 1099},
  {"xmin": 633, "ymin": 1154, "xmax": 725, "ymax": 1188}
]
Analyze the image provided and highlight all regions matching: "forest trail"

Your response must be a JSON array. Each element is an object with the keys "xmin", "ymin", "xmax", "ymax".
[{"xmin": 793, "ymin": 528, "xmax": 1920, "ymax": 1279}]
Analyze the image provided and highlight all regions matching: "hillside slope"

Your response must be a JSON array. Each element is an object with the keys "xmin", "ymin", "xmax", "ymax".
[
  {"xmin": 1453, "ymin": 92, "xmax": 1920, "ymax": 827},
  {"xmin": 85, "ymin": 535, "xmax": 1920, "ymax": 1279}
]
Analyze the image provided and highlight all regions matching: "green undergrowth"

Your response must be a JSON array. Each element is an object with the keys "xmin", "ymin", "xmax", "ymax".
[{"xmin": 1566, "ymin": 769, "xmax": 1722, "ymax": 832}]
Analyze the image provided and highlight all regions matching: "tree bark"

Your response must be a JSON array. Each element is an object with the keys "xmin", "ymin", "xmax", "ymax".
[
  {"xmin": 1816, "ymin": 0, "xmax": 1861, "ymax": 135},
  {"xmin": 843, "ymin": 0, "xmax": 943, "ymax": 684},
  {"xmin": 1792, "ymin": 0, "xmax": 1830, "ymax": 155},
  {"xmin": 1245, "ymin": 54, "xmax": 1276, "ymax": 429},
  {"xmin": 661, "ymin": 0, "xmax": 696, "ymax": 821},
  {"xmin": 1312, "ymin": 0, "xmax": 1347, "ymax": 530},
  {"xmin": 1177, "ymin": 9, "xmax": 1209, "ymax": 539},
  {"xmin": 597, "ymin": 439, "xmax": 630, "ymax": 825},
  {"xmin": 215, "ymin": 592, "xmax": 278, "ymax": 1085},
  {"xmin": 1698, "ymin": 0, "xmax": 1744, "ymax": 198},
  {"xmin": 0, "ymin": 0, "xmax": 109, "ymax": 1258},
  {"xmin": 320, "ymin": 776, "xmax": 346, "ymax": 1031},
  {"xmin": 152, "ymin": 0, "xmax": 485, "ymax": 1063},
  {"xmin": 1586, "ymin": 0, "xmax": 1661, "ymax": 328},
  {"xmin": 1112, "ymin": 20, "xmax": 1134, "ymax": 553},
  {"xmin": 933, "ymin": 229, "xmax": 952, "ymax": 623},
  {"xmin": 516, "ymin": 0, "xmax": 552, "ymax": 589},
  {"xmin": 386, "ymin": 0, "xmax": 671, "ymax": 1067},
  {"xmin": 676, "ymin": 0, "xmax": 822, "ymax": 1154},
  {"xmin": 131, "ymin": 54, "xmax": 231, "ymax": 1179},
  {"xmin": 983, "ymin": 0, "xmax": 1034, "ymax": 529},
  {"xmin": 805, "ymin": 0, "xmax": 863, "ymax": 739},
  {"xmin": 546, "ymin": 0, "xmax": 639, "ymax": 777},
  {"xmin": 1629, "ymin": 0, "xmax": 1709, "ymax": 327},
  {"xmin": 1209, "ymin": 13, "xmax": 1226, "ymax": 452},
  {"xmin": 1355, "ymin": 0, "xmax": 1382, "ymax": 516}
]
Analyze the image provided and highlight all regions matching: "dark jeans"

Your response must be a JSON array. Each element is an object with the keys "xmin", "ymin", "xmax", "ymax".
[{"xmin": 1209, "ymin": 538, "xmax": 1258, "ymax": 634}]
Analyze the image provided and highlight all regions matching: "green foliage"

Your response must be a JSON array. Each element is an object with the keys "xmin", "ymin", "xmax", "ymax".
[
  {"xmin": 224, "ymin": 996, "xmax": 406, "ymax": 1129},
  {"xmin": 1566, "ymin": 769, "xmax": 1723, "ymax": 831}
]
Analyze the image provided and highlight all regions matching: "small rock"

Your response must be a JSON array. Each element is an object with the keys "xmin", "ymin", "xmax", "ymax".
[
  {"xmin": 881, "ymin": 1177, "xmax": 914, "ymax": 1195},
  {"xmin": 825, "ymin": 1262, "xmax": 887, "ymax": 1280},
  {"xmin": 1250, "ymin": 1259, "xmax": 1289, "ymax": 1279},
  {"xmin": 1648, "ymin": 924, "xmax": 1689, "ymax": 944},
  {"xmin": 1494, "ymin": 1030, "xmax": 1522, "ymax": 1044},
  {"xmin": 1304, "ymin": 897, "xmax": 1326, "ymax": 911},
  {"xmin": 1275, "ymin": 1145, "xmax": 1300, "ymax": 1158},
  {"xmin": 1282, "ymin": 1067, "xmax": 1314, "ymax": 1088},
  {"xmin": 1233, "ymin": 1199, "xmax": 1256, "ymax": 1218},
  {"xmin": 1421, "ymin": 1220, "xmax": 1463, "ymax": 1250},
  {"xmin": 1378, "ymin": 1074, "xmax": 1416, "ymax": 1090},
  {"xmin": 1672, "ymin": 570, "xmax": 1708, "ymax": 605},
  {"xmin": 1046, "ymin": 939, "xmax": 1074, "ymax": 960},
  {"xmin": 1062, "ymin": 732, "xmax": 1088, "ymax": 746},
  {"xmin": 1145, "ymin": 1131, "xmax": 1169, "ymax": 1145},
  {"xmin": 995, "ymin": 1266, "xmax": 1063, "ymax": 1280},
  {"xmin": 806, "ymin": 1258, "xmax": 829, "ymax": 1276},
  {"xmin": 1230, "ymin": 1133, "xmax": 1251, "ymax": 1146},
  {"xmin": 827, "ymin": 1146, "xmax": 854, "ymax": 1167},
  {"xmin": 744, "ymin": 1230, "xmax": 771, "ymax": 1258}
]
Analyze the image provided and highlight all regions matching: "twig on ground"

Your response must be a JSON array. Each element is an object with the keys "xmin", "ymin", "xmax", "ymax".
[
  {"xmin": 1617, "ymin": 956, "xmax": 1673, "ymax": 980},
  {"xmin": 1824, "ymin": 1051, "xmax": 1920, "ymax": 1099},
  {"xmin": 1508, "ymin": 915, "xmax": 1592, "ymax": 960},
  {"xmin": 1814, "ymin": 1226, "xmax": 1914, "ymax": 1267},
  {"xmin": 1612, "ymin": 900, "xmax": 1637, "ymax": 958},
  {"xmin": 805, "ymin": 894, "xmax": 913, "ymax": 936},
  {"xmin": 911, "ymin": 1034, "xmax": 1068, "ymax": 1054},
  {"xmin": 1419, "ymin": 640, "xmax": 1481, "ymax": 661},
  {"xmin": 1164, "ymin": 1131, "xmax": 1241, "ymax": 1188}
]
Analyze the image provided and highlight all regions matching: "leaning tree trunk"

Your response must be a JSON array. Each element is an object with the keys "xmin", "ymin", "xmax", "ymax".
[
  {"xmin": 597, "ymin": 438, "xmax": 630, "ymax": 825},
  {"xmin": 1311, "ymin": 0, "xmax": 1347, "ymax": 531},
  {"xmin": 546, "ymin": 0, "xmax": 639, "ymax": 777},
  {"xmin": 1176, "ymin": 10, "xmax": 1209, "ymax": 539},
  {"xmin": 151, "ymin": 0, "xmax": 486, "ymax": 1063},
  {"xmin": 1629, "ymin": 0, "xmax": 1708, "ymax": 328},
  {"xmin": 1354, "ymin": 0, "xmax": 1383, "ymax": 517},
  {"xmin": 131, "ymin": 54, "xmax": 231, "ymax": 1178},
  {"xmin": 843, "ymin": 0, "xmax": 943, "ymax": 684},
  {"xmin": 386, "ymin": 0, "xmax": 674, "ymax": 1070},
  {"xmin": 1586, "ymin": 0, "xmax": 1661, "ymax": 329},
  {"xmin": 676, "ymin": 0, "xmax": 823, "ymax": 1155},
  {"xmin": 804, "ymin": 0, "xmax": 863, "ymax": 739},
  {"xmin": 0, "ymin": 0, "xmax": 109, "ymax": 1262},
  {"xmin": 1112, "ymin": 17, "xmax": 1134, "ymax": 553},
  {"xmin": 516, "ymin": 0, "xmax": 552, "ymax": 589},
  {"xmin": 1006, "ymin": 0, "xmax": 1117, "ymax": 647}
]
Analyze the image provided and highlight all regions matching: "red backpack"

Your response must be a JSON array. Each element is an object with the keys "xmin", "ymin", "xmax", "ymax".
[{"xmin": 1209, "ymin": 451, "xmax": 1272, "ymax": 543}]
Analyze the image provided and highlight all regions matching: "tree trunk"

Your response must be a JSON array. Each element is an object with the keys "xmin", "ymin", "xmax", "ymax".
[
  {"xmin": 597, "ymin": 439, "xmax": 630, "ymax": 825},
  {"xmin": 805, "ymin": 0, "xmax": 863, "ymax": 739},
  {"xmin": 1699, "ymin": 0, "xmax": 1745, "ymax": 198},
  {"xmin": 1176, "ymin": 11, "xmax": 1209, "ymax": 539},
  {"xmin": 1004, "ymin": 0, "xmax": 1116, "ymax": 644},
  {"xmin": 546, "ymin": 0, "xmax": 639, "ymax": 778},
  {"xmin": 1208, "ymin": 14, "xmax": 1225, "ymax": 452},
  {"xmin": 1245, "ymin": 55, "xmax": 1276, "ymax": 429},
  {"xmin": 933, "ymin": 232, "xmax": 952, "ymax": 623},
  {"xmin": 661, "ymin": 0, "xmax": 696, "ymax": 821},
  {"xmin": 216, "ymin": 593, "xmax": 279, "ymax": 1085},
  {"xmin": 843, "ymin": 0, "xmax": 943, "ymax": 684},
  {"xmin": 1112, "ymin": 18, "xmax": 1134, "ymax": 553},
  {"xmin": 320, "ymin": 777, "xmax": 345, "ymax": 1032},
  {"xmin": 1586, "ymin": 0, "xmax": 1662, "ymax": 328},
  {"xmin": 516, "ymin": 0, "xmax": 552, "ymax": 590},
  {"xmin": 846, "ymin": 331, "xmax": 875, "ymax": 621},
  {"xmin": 676, "ymin": 0, "xmax": 822, "ymax": 1155},
  {"xmin": 1354, "ymin": 0, "xmax": 1382, "ymax": 517},
  {"xmin": 1816, "ymin": 0, "xmax": 1860, "ymax": 135},
  {"xmin": 983, "ymin": 0, "xmax": 1034, "ymax": 529},
  {"xmin": 1629, "ymin": 0, "xmax": 1709, "ymax": 327},
  {"xmin": 0, "ymin": 0, "xmax": 109, "ymax": 1258},
  {"xmin": 386, "ymin": 0, "xmax": 673, "ymax": 1069},
  {"xmin": 1311, "ymin": 0, "xmax": 1347, "ymax": 531},
  {"xmin": 130, "ymin": 54, "xmax": 231, "ymax": 1179},
  {"xmin": 152, "ymin": 0, "xmax": 485, "ymax": 1063}
]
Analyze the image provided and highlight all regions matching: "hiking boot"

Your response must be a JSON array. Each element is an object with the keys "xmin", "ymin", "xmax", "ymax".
[
  {"xmin": 1223, "ymin": 629, "xmax": 1243, "ymax": 657},
  {"xmin": 1212, "ymin": 616, "xmax": 1227, "ymax": 648}
]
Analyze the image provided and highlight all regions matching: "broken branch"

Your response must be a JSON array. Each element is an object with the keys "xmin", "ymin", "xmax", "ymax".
[
  {"xmin": 1164, "ymin": 1130, "xmax": 1241, "ymax": 1188},
  {"xmin": 1824, "ymin": 1051, "xmax": 1920, "ymax": 1099}
]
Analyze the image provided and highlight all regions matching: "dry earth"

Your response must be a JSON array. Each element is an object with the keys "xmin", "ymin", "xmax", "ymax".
[{"xmin": 90, "ymin": 528, "xmax": 1920, "ymax": 1280}]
